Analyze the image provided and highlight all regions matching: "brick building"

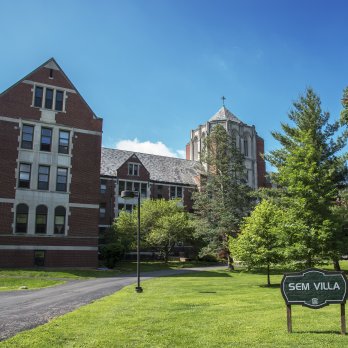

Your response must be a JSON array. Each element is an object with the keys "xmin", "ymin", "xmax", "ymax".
[
  {"xmin": 98, "ymin": 148, "xmax": 204, "ymax": 235},
  {"xmin": 0, "ymin": 58, "xmax": 103, "ymax": 267},
  {"xmin": 0, "ymin": 58, "xmax": 266, "ymax": 268}
]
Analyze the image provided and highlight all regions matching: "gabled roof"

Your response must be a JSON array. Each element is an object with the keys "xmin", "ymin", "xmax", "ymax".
[
  {"xmin": 101, "ymin": 148, "xmax": 204, "ymax": 185},
  {"xmin": 209, "ymin": 106, "xmax": 242, "ymax": 123},
  {"xmin": 0, "ymin": 57, "xmax": 101, "ymax": 120}
]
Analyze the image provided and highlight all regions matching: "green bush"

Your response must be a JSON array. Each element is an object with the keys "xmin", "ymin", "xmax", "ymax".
[{"xmin": 99, "ymin": 242, "xmax": 125, "ymax": 268}]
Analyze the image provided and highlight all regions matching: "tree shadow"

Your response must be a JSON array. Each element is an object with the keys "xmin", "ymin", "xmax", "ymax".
[
  {"xmin": 294, "ymin": 330, "xmax": 342, "ymax": 335},
  {"xmin": 258, "ymin": 283, "xmax": 281, "ymax": 288}
]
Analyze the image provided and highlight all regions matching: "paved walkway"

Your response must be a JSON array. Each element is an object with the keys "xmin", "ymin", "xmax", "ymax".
[{"xmin": 0, "ymin": 266, "xmax": 225, "ymax": 341}]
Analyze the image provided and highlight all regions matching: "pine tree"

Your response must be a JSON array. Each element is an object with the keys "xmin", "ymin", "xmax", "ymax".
[
  {"xmin": 192, "ymin": 124, "xmax": 253, "ymax": 267},
  {"xmin": 266, "ymin": 88, "xmax": 348, "ymax": 268}
]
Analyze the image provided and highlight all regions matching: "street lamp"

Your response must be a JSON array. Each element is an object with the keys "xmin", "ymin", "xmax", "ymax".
[{"xmin": 120, "ymin": 190, "xmax": 143, "ymax": 293}]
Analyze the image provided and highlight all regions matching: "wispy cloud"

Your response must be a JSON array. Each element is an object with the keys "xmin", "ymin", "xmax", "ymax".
[{"xmin": 115, "ymin": 138, "xmax": 185, "ymax": 158}]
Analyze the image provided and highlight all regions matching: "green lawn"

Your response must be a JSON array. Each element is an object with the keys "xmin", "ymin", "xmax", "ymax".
[
  {"xmin": 1, "ymin": 269, "xmax": 348, "ymax": 347},
  {"xmin": 0, "ymin": 261, "xmax": 219, "ymax": 291}
]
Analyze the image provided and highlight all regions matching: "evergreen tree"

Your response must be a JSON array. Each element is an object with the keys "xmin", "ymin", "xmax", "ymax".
[
  {"xmin": 266, "ymin": 88, "xmax": 348, "ymax": 268},
  {"xmin": 192, "ymin": 124, "xmax": 253, "ymax": 267}
]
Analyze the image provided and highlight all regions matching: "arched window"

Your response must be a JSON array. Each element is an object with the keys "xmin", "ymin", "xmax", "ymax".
[
  {"xmin": 243, "ymin": 138, "xmax": 249, "ymax": 157},
  {"xmin": 16, "ymin": 204, "xmax": 29, "ymax": 233},
  {"xmin": 54, "ymin": 206, "xmax": 66, "ymax": 234},
  {"xmin": 36, "ymin": 205, "xmax": 47, "ymax": 234}
]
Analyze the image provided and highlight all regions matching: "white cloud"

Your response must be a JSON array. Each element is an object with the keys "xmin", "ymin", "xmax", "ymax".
[{"xmin": 115, "ymin": 138, "xmax": 186, "ymax": 159}]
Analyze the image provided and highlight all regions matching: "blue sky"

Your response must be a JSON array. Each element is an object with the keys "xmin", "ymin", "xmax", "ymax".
[{"xmin": 1, "ymin": 0, "xmax": 347, "ymax": 162}]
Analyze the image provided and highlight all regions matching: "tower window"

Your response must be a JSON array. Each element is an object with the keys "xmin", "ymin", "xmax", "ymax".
[
  {"xmin": 16, "ymin": 204, "xmax": 29, "ymax": 233},
  {"xmin": 128, "ymin": 163, "xmax": 140, "ymax": 176},
  {"xmin": 58, "ymin": 130, "xmax": 70, "ymax": 154},
  {"xmin": 18, "ymin": 163, "xmax": 31, "ymax": 188},
  {"xmin": 45, "ymin": 88, "xmax": 54, "ymax": 109},
  {"xmin": 56, "ymin": 167, "xmax": 68, "ymax": 192},
  {"xmin": 38, "ymin": 165, "xmax": 50, "ymax": 190},
  {"xmin": 34, "ymin": 86, "xmax": 43, "ymax": 107},
  {"xmin": 55, "ymin": 90, "xmax": 64, "ymax": 111},
  {"xmin": 244, "ymin": 139, "xmax": 248, "ymax": 157},
  {"xmin": 54, "ymin": 206, "xmax": 66, "ymax": 234},
  {"xmin": 40, "ymin": 128, "xmax": 52, "ymax": 152},
  {"xmin": 35, "ymin": 205, "xmax": 47, "ymax": 234},
  {"xmin": 21, "ymin": 125, "xmax": 34, "ymax": 149}
]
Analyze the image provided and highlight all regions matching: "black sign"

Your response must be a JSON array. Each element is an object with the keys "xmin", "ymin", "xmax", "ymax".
[{"xmin": 281, "ymin": 268, "xmax": 348, "ymax": 309}]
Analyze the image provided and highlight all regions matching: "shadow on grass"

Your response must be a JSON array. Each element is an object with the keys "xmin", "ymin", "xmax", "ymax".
[
  {"xmin": 294, "ymin": 330, "xmax": 342, "ymax": 335},
  {"xmin": 258, "ymin": 283, "xmax": 281, "ymax": 288}
]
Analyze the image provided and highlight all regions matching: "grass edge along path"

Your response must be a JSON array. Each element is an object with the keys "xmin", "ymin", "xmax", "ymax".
[{"xmin": 1, "ymin": 270, "xmax": 348, "ymax": 348}]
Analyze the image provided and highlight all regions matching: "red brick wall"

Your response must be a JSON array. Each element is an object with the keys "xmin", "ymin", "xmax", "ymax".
[
  {"xmin": 0, "ymin": 203, "xmax": 13, "ymax": 234},
  {"xmin": 99, "ymin": 178, "xmax": 115, "ymax": 226},
  {"xmin": 70, "ymin": 132, "xmax": 102, "ymax": 205},
  {"xmin": 117, "ymin": 156, "xmax": 150, "ymax": 182},
  {"xmin": 69, "ymin": 207, "xmax": 99, "ymax": 240},
  {"xmin": 0, "ymin": 250, "xmax": 97, "ymax": 268},
  {"xmin": 256, "ymin": 135, "xmax": 267, "ymax": 188},
  {"xmin": 0, "ymin": 120, "xmax": 19, "ymax": 198}
]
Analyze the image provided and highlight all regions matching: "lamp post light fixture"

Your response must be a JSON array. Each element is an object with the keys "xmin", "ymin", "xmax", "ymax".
[{"xmin": 120, "ymin": 190, "xmax": 143, "ymax": 293}]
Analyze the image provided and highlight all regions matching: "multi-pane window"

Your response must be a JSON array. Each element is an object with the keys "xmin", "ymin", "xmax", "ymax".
[
  {"xmin": 134, "ymin": 182, "xmax": 140, "ymax": 193},
  {"xmin": 21, "ymin": 125, "xmax": 34, "ymax": 149},
  {"xmin": 141, "ymin": 183, "xmax": 147, "ymax": 198},
  {"xmin": 35, "ymin": 205, "xmax": 47, "ymax": 234},
  {"xmin": 55, "ymin": 90, "xmax": 64, "ymax": 111},
  {"xmin": 40, "ymin": 128, "xmax": 52, "ymax": 151},
  {"xmin": 118, "ymin": 180, "xmax": 125, "ymax": 195},
  {"xmin": 100, "ymin": 179, "xmax": 107, "ymax": 194},
  {"xmin": 244, "ymin": 138, "xmax": 248, "ymax": 157},
  {"xmin": 33, "ymin": 86, "xmax": 65, "ymax": 111},
  {"xmin": 56, "ymin": 167, "xmax": 68, "ymax": 192},
  {"xmin": 16, "ymin": 204, "xmax": 29, "ymax": 233},
  {"xmin": 38, "ymin": 165, "xmax": 50, "ymax": 190},
  {"xmin": 34, "ymin": 86, "xmax": 43, "ymax": 107},
  {"xmin": 99, "ymin": 204, "xmax": 106, "ymax": 218},
  {"xmin": 18, "ymin": 163, "xmax": 31, "ymax": 188},
  {"xmin": 128, "ymin": 163, "xmax": 140, "ymax": 176},
  {"xmin": 54, "ymin": 206, "xmax": 66, "ymax": 234},
  {"xmin": 45, "ymin": 88, "xmax": 54, "ymax": 109},
  {"xmin": 58, "ymin": 130, "xmax": 69, "ymax": 154},
  {"xmin": 170, "ymin": 186, "xmax": 183, "ymax": 199}
]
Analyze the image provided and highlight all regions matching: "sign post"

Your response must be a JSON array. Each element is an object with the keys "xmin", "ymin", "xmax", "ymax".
[{"xmin": 281, "ymin": 268, "xmax": 348, "ymax": 334}]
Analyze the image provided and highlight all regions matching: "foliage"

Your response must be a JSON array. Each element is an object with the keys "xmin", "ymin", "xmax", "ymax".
[
  {"xmin": 266, "ymin": 88, "xmax": 348, "ymax": 267},
  {"xmin": 192, "ymin": 124, "xmax": 253, "ymax": 265},
  {"xmin": 141, "ymin": 199, "xmax": 195, "ymax": 262},
  {"xmin": 231, "ymin": 199, "xmax": 285, "ymax": 285},
  {"xmin": 115, "ymin": 199, "xmax": 195, "ymax": 262}
]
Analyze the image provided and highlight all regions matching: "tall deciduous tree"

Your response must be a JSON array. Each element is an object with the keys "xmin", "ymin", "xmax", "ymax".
[
  {"xmin": 192, "ymin": 124, "xmax": 253, "ymax": 267},
  {"xmin": 115, "ymin": 199, "xmax": 194, "ymax": 262},
  {"xmin": 231, "ymin": 199, "xmax": 286, "ymax": 286},
  {"xmin": 266, "ymin": 88, "xmax": 348, "ymax": 268}
]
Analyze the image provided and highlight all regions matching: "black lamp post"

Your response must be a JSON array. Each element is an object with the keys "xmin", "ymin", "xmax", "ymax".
[{"xmin": 120, "ymin": 190, "xmax": 143, "ymax": 293}]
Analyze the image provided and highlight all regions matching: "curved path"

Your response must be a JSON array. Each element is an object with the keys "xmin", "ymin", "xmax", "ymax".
[{"xmin": 0, "ymin": 266, "xmax": 225, "ymax": 341}]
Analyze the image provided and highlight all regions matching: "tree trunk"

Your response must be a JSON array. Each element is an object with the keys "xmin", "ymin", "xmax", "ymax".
[
  {"xmin": 267, "ymin": 263, "xmax": 271, "ymax": 287},
  {"xmin": 333, "ymin": 259, "xmax": 341, "ymax": 271},
  {"xmin": 227, "ymin": 253, "xmax": 234, "ymax": 270}
]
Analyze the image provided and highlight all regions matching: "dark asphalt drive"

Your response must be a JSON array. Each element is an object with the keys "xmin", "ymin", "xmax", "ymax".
[{"xmin": 0, "ymin": 266, "xmax": 225, "ymax": 341}]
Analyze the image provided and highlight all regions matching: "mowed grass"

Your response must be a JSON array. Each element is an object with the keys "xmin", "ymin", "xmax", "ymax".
[
  {"xmin": 1, "ymin": 270, "xmax": 348, "ymax": 348},
  {"xmin": 0, "ymin": 261, "xmax": 219, "ymax": 291}
]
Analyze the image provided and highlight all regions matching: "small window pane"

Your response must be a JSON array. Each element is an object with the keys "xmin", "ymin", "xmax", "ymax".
[
  {"xmin": 141, "ymin": 183, "xmax": 147, "ymax": 198},
  {"xmin": 126, "ymin": 181, "xmax": 132, "ymax": 191},
  {"xmin": 38, "ymin": 165, "xmax": 49, "ymax": 190},
  {"xmin": 56, "ymin": 168, "xmax": 68, "ymax": 191},
  {"xmin": 34, "ymin": 87, "xmax": 43, "ymax": 107},
  {"xmin": 55, "ymin": 90, "xmax": 64, "ymax": 111},
  {"xmin": 40, "ymin": 128, "xmax": 52, "ymax": 152},
  {"xmin": 177, "ymin": 187, "xmax": 183, "ymax": 198},
  {"xmin": 134, "ymin": 182, "xmax": 140, "ymax": 193},
  {"xmin": 45, "ymin": 88, "xmax": 53, "ymax": 109},
  {"xmin": 19, "ymin": 163, "xmax": 31, "ymax": 188},
  {"xmin": 16, "ymin": 204, "xmax": 28, "ymax": 233},
  {"xmin": 21, "ymin": 125, "xmax": 34, "ymax": 149},
  {"xmin": 58, "ymin": 130, "xmax": 69, "ymax": 154},
  {"xmin": 54, "ymin": 206, "xmax": 66, "ymax": 234},
  {"xmin": 118, "ymin": 181, "xmax": 125, "ymax": 195}
]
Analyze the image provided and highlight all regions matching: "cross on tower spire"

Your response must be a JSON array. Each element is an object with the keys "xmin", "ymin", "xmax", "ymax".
[{"xmin": 221, "ymin": 96, "xmax": 226, "ymax": 107}]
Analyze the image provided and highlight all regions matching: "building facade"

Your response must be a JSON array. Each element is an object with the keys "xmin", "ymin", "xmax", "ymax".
[
  {"xmin": 98, "ymin": 148, "xmax": 204, "ymax": 236},
  {"xmin": 0, "ymin": 58, "xmax": 103, "ymax": 267},
  {"xmin": 186, "ymin": 106, "xmax": 267, "ymax": 188}
]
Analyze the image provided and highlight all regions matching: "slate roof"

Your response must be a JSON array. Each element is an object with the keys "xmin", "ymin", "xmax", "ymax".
[
  {"xmin": 209, "ymin": 106, "xmax": 242, "ymax": 123},
  {"xmin": 101, "ymin": 148, "xmax": 205, "ymax": 185}
]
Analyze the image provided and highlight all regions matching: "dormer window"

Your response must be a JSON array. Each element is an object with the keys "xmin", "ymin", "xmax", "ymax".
[
  {"xmin": 128, "ymin": 163, "xmax": 140, "ymax": 176},
  {"xmin": 33, "ymin": 85, "xmax": 65, "ymax": 112}
]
